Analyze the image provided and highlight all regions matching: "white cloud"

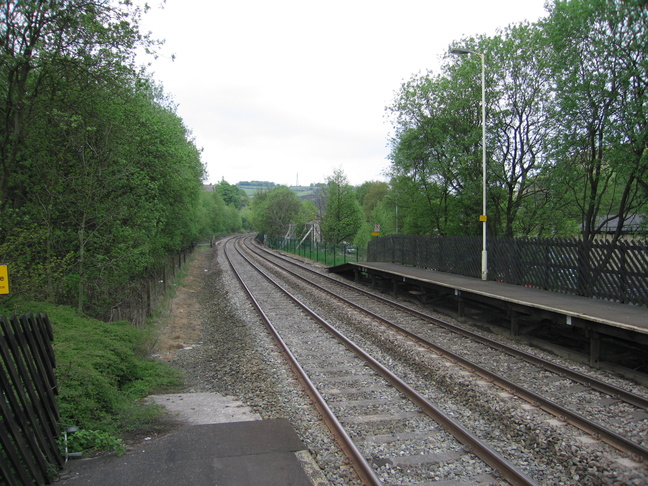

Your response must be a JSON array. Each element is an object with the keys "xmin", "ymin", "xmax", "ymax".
[{"xmin": 139, "ymin": 0, "xmax": 548, "ymax": 186}]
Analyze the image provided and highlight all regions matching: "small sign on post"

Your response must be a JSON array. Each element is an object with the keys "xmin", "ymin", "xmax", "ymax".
[
  {"xmin": 0, "ymin": 265, "xmax": 9, "ymax": 294},
  {"xmin": 372, "ymin": 224, "xmax": 381, "ymax": 237}
]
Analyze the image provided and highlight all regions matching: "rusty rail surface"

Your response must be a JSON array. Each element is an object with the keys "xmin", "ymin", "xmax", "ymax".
[{"xmin": 227, "ymin": 236, "xmax": 537, "ymax": 486}]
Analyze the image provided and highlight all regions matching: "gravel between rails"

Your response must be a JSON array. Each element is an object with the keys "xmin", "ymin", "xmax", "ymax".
[
  {"xmin": 161, "ymin": 240, "xmax": 648, "ymax": 485},
  {"xmin": 164, "ymin": 242, "xmax": 360, "ymax": 485}
]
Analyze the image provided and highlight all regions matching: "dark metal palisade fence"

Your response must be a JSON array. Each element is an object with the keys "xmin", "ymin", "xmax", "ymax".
[
  {"xmin": 0, "ymin": 313, "xmax": 63, "ymax": 485},
  {"xmin": 367, "ymin": 235, "xmax": 648, "ymax": 307},
  {"xmin": 261, "ymin": 235, "xmax": 367, "ymax": 266}
]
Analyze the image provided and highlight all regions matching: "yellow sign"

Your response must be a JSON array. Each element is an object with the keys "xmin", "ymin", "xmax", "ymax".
[
  {"xmin": 479, "ymin": 215, "xmax": 488, "ymax": 222},
  {"xmin": 371, "ymin": 232, "xmax": 381, "ymax": 237},
  {"xmin": 0, "ymin": 265, "xmax": 8, "ymax": 294}
]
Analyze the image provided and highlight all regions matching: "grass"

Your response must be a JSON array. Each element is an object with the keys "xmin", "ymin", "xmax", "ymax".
[{"xmin": 2, "ymin": 301, "xmax": 186, "ymax": 455}]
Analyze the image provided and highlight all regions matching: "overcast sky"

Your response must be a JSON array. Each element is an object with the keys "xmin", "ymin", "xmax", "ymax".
[{"xmin": 139, "ymin": 0, "xmax": 549, "ymax": 187}]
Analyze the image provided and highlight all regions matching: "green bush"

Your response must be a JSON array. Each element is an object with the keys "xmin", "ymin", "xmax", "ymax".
[
  {"xmin": 2, "ymin": 302, "xmax": 185, "ymax": 444},
  {"xmin": 60, "ymin": 429, "xmax": 126, "ymax": 457}
]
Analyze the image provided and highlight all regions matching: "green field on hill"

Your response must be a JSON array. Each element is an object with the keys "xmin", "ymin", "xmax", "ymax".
[{"xmin": 237, "ymin": 183, "xmax": 319, "ymax": 198}]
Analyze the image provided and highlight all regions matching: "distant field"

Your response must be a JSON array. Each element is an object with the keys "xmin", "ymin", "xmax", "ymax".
[{"xmin": 238, "ymin": 184, "xmax": 317, "ymax": 198}]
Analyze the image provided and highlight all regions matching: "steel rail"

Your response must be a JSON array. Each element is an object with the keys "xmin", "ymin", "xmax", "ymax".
[
  {"xmin": 245, "ymin": 236, "xmax": 648, "ymax": 463},
  {"xmin": 232, "ymin": 237, "xmax": 537, "ymax": 486},
  {"xmin": 224, "ymin": 238, "xmax": 382, "ymax": 486},
  {"xmin": 248, "ymin": 237, "xmax": 648, "ymax": 410}
]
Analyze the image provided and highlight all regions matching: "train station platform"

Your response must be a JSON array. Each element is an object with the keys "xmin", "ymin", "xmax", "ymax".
[
  {"xmin": 57, "ymin": 393, "xmax": 325, "ymax": 486},
  {"xmin": 330, "ymin": 262, "xmax": 648, "ymax": 367}
]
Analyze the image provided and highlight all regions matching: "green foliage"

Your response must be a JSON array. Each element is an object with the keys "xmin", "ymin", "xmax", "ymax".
[
  {"xmin": 541, "ymin": 0, "xmax": 648, "ymax": 241},
  {"xmin": 0, "ymin": 2, "xmax": 215, "ymax": 316},
  {"xmin": 356, "ymin": 181, "xmax": 389, "ymax": 220},
  {"xmin": 353, "ymin": 221, "xmax": 372, "ymax": 249},
  {"xmin": 299, "ymin": 200, "xmax": 319, "ymax": 226},
  {"xmin": 321, "ymin": 169, "xmax": 364, "ymax": 244},
  {"xmin": 60, "ymin": 429, "xmax": 126, "ymax": 457},
  {"xmin": 196, "ymin": 189, "xmax": 244, "ymax": 236},
  {"xmin": 385, "ymin": 0, "xmax": 648, "ymax": 239},
  {"xmin": 0, "ymin": 225, "xmax": 75, "ymax": 302},
  {"xmin": 2, "ymin": 302, "xmax": 184, "ymax": 438},
  {"xmin": 251, "ymin": 185, "xmax": 305, "ymax": 237},
  {"xmin": 216, "ymin": 180, "xmax": 249, "ymax": 209}
]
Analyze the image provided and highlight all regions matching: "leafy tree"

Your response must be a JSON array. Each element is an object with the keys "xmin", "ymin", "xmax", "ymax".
[
  {"xmin": 216, "ymin": 180, "xmax": 248, "ymax": 209},
  {"xmin": 19, "ymin": 71, "xmax": 204, "ymax": 313},
  {"xmin": 356, "ymin": 181, "xmax": 389, "ymax": 220},
  {"xmin": 251, "ymin": 186, "xmax": 303, "ymax": 237},
  {"xmin": 0, "ymin": 2, "xmax": 211, "ymax": 317},
  {"xmin": 0, "ymin": 0, "xmax": 153, "ymax": 210},
  {"xmin": 387, "ymin": 71, "xmax": 482, "ymax": 235},
  {"xmin": 478, "ymin": 24, "xmax": 555, "ymax": 237},
  {"xmin": 196, "ymin": 183, "xmax": 244, "ymax": 236},
  {"xmin": 386, "ymin": 0, "xmax": 647, "ymax": 240},
  {"xmin": 321, "ymin": 169, "xmax": 364, "ymax": 244},
  {"xmin": 298, "ymin": 199, "xmax": 319, "ymax": 226},
  {"xmin": 543, "ymin": 0, "xmax": 648, "ymax": 242}
]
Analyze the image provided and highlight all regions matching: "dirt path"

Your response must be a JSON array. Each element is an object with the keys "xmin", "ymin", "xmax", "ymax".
[{"xmin": 152, "ymin": 244, "xmax": 213, "ymax": 360}]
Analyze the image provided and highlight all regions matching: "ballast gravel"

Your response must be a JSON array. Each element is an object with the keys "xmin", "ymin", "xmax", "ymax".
[
  {"xmin": 163, "ymin": 244, "xmax": 359, "ymax": 485},
  {"xmin": 161, "ymin": 242, "xmax": 648, "ymax": 485}
]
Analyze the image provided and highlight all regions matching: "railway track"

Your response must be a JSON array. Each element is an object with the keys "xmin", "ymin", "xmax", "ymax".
[
  {"xmin": 244, "ymin": 237, "xmax": 648, "ymax": 456},
  {"xmin": 224, "ymin": 235, "xmax": 647, "ymax": 485},
  {"xmin": 225, "ymin": 237, "xmax": 533, "ymax": 485}
]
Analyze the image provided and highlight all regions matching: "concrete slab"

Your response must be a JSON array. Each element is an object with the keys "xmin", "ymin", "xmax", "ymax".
[
  {"xmin": 147, "ymin": 392, "xmax": 261, "ymax": 424},
  {"xmin": 59, "ymin": 419, "xmax": 313, "ymax": 486},
  {"xmin": 58, "ymin": 394, "xmax": 325, "ymax": 485}
]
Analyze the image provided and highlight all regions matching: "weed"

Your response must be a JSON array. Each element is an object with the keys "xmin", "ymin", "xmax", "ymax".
[{"xmin": 59, "ymin": 429, "xmax": 126, "ymax": 457}]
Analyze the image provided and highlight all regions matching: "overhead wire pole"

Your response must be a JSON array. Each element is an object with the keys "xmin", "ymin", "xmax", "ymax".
[{"xmin": 450, "ymin": 48, "xmax": 488, "ymax": 280}]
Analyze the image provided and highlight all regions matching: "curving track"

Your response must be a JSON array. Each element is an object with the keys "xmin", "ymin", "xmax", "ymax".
[{"xmin": 223, "ymin": 235, "xmax": 648, "ymax": 485}]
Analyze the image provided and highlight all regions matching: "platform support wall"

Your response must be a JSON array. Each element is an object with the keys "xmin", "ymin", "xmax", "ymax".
[
  {"xmin": 510, "ymin": 309, "xmax": 519, "ymax": 336},
  {"xmin": 455, "ymin": 290, "xmax": 464, "ymax": 317},
  {"xmin": 589, "ymin": 331, "xmax": 601, "ymax": 367}
]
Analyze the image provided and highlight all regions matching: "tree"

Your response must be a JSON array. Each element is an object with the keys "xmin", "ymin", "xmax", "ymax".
[
  {"xmin": 321, "ymin": 169, "xmax": 363, "ymax": 244},
  {"xmin": 17, "ymin": 70, "xmax": 204, "ymax": 313},
  {"xmin": 251, "ymin": 186, "xmax": 303, "ymax": 237},
  {"xmin": 0, "ymin": 0, "xmax": 153, "ymax": 210},
  {"xmin": 386, "ymin": 1, "xmax": 647, "ymax": 239},
  {"xmin": 386, "ymin": 70, "xmax": 484, "ymax": 235},
  {"xmin": 0, "ymin": 2, "xmax": 211, "ymax": 316},
  {"xmin": 356, "ymin": 181, "xmax": 389, "ymax": 220},
  {"xmin": 216, "ymin": 180, "xmax": 248, "ymax": 209},
  {"xmin": 543, "ymin": 0, "xmax": 648, "ymax": 242},
  {"xmin": 478, "ymin": 24, "xmax": 555, "ymax": 237}
]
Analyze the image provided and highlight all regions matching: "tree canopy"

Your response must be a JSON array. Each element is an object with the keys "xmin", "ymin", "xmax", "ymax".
[
  {"xmin": 0, "ymin": 1, "xmax": 228, "ymax": 317},
  {"xmin": 321, "ymin": 169, "xmax": 364, "ymax": 244},
  {"xmin": 251, "ymin": 186, "xmax": 307, "ymax": 237},
  {"xmin": 385, "ymin": 0, "xmax": 648, "ymax": 241}
]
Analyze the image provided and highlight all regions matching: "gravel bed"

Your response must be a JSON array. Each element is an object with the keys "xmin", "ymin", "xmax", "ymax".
[
  {"xmin": 165, "ymin": 241, "xmax": 648, "ymax": 485},
  {"xmin": 246, "ymin": 241, "xmax": 648, "ymax": 485},
  {"xmin": 166, "ymin": 242, "xmax": 360, "ymax": 485}
]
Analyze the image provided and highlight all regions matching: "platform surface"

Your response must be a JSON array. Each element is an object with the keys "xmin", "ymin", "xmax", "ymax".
[
  {"xmin": 58, "ymin": 418, "xmax": 314, "ymax": 486},
  {"xmin": 345, "ymin": 262, "xmax": 648, "ymax": 334}
]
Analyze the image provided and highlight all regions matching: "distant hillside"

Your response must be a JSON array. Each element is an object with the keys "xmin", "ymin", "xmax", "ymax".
[
  {"xmin": 237, "ymin": 181, "xmax": 275, "ymax": 196},
  {"xmin": 236, "ymin": 181, "xmax": 322, "ymax": 199}
]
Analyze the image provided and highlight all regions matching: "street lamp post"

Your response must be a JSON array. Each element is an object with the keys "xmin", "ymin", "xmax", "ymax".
[{"xmin": 450, "ymin": 48, "xmax": 487, "ymax": 281}]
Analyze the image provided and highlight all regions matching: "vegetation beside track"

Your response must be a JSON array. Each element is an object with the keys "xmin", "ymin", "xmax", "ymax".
[{"xmin": 2, "ymin": 301, "xmax": 185, "ymax": 456}]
